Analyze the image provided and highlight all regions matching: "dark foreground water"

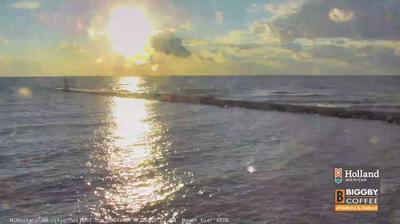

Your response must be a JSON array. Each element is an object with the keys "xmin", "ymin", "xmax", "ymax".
[{"xmin": 0, "ymin": 76, "xmax": 400, "ymax": 224}]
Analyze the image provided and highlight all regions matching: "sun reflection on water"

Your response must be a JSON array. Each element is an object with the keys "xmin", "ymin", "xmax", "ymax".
[
  {"xmin": 116, "ymin": 76, "xmax": 141, "ymax": 93},
  {"xmin": 88, "ymin": 77, "xmax": 183, "ymax": 221}
]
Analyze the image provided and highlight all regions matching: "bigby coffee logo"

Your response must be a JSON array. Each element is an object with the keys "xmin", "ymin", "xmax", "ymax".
[{"xmin": 334, "ymin": 167, "xmax": 380, "ymax": 212}]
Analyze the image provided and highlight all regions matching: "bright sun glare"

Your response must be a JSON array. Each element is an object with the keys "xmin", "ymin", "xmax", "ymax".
[{"xmin": 109, "ymin": 6, "xmax": 152, "ymax": 58}]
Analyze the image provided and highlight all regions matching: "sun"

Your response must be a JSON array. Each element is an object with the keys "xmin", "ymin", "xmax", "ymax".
[{"xmin": 109, "ymin": 6, "xmax": 152, "ymax": 58}]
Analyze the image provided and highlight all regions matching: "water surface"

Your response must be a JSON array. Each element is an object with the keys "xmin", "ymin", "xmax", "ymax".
[{"xmin": 1, "ymin": 76, "xmax": 400, "ymax": 223}]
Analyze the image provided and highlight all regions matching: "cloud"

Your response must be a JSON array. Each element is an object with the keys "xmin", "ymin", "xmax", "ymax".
[
  {"xmin": 196, "ymin": 50, "xmax": 227, "ymax": 63},
  {"xmin": 217, "ymin": 30, "xmax": 257, "ymax": 45},
  {"xmin": 264, "ymin": 1, "xmax": 303, "ymax": 18},
  {"xmin": 247, "ymin": 3, "xmax": 262, "ymax": 14},
  {"xmin": 329, "ymin": 8, "xmax": 354, "ymax": 23},
  {"xmin": 58, "ymin": 43, "xmax": 85, "ymax": 53},
  {"xmin": 291, "ymin": 41, "xmax": 400, "ymax": 73},
  {"xmin": 272, "ymin": 0, "xmax": 400, "ymax": 40},
  {"xmin": 216, "ymin": 20, "xmax": 284, "ymax": 47},
  {"xmin": 216, "ymin": 11, "xmax": 224, "ymax": 24},
  {"xmin": 179, "ymin": 21, "xmax": 193, "ymax": 30},
  {"xmin": 184, "ymin": 38, "xmax": 210, "ymax": 48},
  {"xmin": 295, "ymin": 37, "xmax": 400, "ymax": 53},
  {"xmin": 0, "ymin": 38, "xmax": 8, "ymax": 45},
  {"xmin": 360, "ymin": 47, "xmax": 400, "ymax": 71},
  {"xmin": 10, "ymin": 1, "xmax": 40, "ymax": 10},
  {"xmin": 151, "ymin": 34, "xmax": 190, "ymax": 57},
  {"xmin": 199, "ymin": 0, "xmax": 400, "ymax": 74},
  {"xmin": 308, "ymin": 45, "xmax": 357, "ymax": 63},
  {"xmin": 233, "ymin": 1, "xmax": 305, "ymax": 45},
  {"xmin": 247, "ymin": 1, "xmax": 302, "ymax": 17},
  {"xmin": 0, "ymin": 57, "xmax": 42, "ymax": 75}
]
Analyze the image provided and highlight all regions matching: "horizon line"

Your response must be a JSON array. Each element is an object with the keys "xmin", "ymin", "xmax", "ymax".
[{"xmin": 1, "ymin": 74, "xmax": 400, "ymax": 78}]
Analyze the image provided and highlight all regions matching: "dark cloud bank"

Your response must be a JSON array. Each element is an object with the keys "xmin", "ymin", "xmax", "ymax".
[
  {"xmin": 273, "ymin": 0, "xmax": 400, "ymax": 40},
  {"xmin": 151, "ymin": 34, "xmax": 190, "ymax": 57}
]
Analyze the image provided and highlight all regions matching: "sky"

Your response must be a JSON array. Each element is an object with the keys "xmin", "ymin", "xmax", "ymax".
[{"xmin": 0, "ymin": 0, "xmax": 400, "ymax": 76}]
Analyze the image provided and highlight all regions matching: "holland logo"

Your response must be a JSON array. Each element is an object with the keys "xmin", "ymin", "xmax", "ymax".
[{"xmin": 335, "ymin": 168, "xmax": 343, "ymax": 184}]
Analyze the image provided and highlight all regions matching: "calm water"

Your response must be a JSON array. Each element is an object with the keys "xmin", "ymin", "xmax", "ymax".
[{"xmin": 1, "ymin": 76, "xmax": 400, "ymax": 223}]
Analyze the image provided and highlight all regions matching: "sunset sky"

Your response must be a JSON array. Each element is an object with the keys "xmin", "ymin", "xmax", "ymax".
[{"xmin": 1, "ymin": 0, "xmax": 400, "ymax": 76}]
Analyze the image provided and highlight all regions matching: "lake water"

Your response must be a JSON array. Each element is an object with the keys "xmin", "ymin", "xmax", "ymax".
[{"xmin": 1, "ymin": 76, "xmax": 400, "ymax": 223}]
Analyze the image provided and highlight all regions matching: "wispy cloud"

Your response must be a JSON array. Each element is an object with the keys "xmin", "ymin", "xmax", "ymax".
[
  {"xmin": 179, "ymin": 21, "xmax": 194, "ymax": 30},
  {"xmin": 264, "ymin": 1, "xmax": 303, "ymax": 18},
  {"xmin": 329, "ymin": 8, "xmax": 354, "ymax": 23},
  {"xmin": 215, "ymin": 11, "xmax": 224, "ymax": 25},
  {"xmin": 0, "ymin": 57, "xmax": 42, "ymax": 75},
  {"xmin": 58, "ymin": 43, "xmax": 85, "ymax": 53},
  {"xmin": 0, "ymin": 38, "xmax": 9, "ymax": 45},
  {"xmin": 10, "ymin": 1, "xmax": 41, "ymax": 10}
]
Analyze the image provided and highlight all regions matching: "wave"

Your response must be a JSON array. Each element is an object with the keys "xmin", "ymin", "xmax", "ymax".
[
  {"xmin": 56, "ymin": 88, "xmax": 400, "ymax": 125},
  {"xmin": 265, "ymin": 91, "xmax": 326, "ymax": 97},
  {"xmin": 248, "ymin": 89, "xmax": 330, "ymax": 97}
]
